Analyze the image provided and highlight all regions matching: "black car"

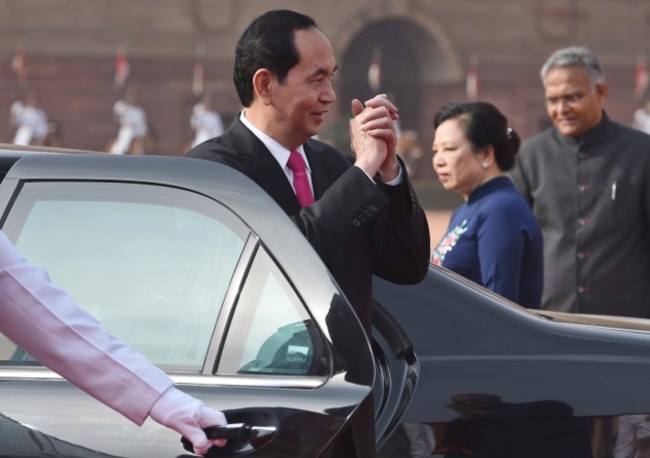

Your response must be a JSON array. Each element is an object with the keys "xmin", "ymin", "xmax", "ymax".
[{"xmin": 0, "ymin": 149, "xmax": 649, "ymax": 457}]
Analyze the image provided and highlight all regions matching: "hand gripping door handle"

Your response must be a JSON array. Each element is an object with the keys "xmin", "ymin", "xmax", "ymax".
[{"xmin": 181, "ymin": 423, "xmax": 277, "ymax": 452}]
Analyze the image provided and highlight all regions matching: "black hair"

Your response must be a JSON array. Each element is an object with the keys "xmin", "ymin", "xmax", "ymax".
[
  {"xmin": 233, "ymin": 9, "xmax": 317, "ymax": 107},
  {"xmin": 433, "ymin": 101, "xmax": 521, "ymax": 171}
]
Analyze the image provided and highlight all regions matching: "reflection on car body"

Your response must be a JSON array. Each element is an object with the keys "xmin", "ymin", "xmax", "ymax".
[{"xmin": 0, "ymin": 148, "xmax": 648, "ymax": 456}]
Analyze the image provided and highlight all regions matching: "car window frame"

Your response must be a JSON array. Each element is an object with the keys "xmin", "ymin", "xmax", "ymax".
[
  {"xmin": 0, "ymin": 179, "xmax": 251, "ymax": 373},
  {"xmin": 0, "ymin": 176, "xmax": 333, "ymax": 388}
]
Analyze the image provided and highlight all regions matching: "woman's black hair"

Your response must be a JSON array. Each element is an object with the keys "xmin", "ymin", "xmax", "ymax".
[{"xmin": 434, "ymin": 101, "xmax": 521, "ymax": 171}]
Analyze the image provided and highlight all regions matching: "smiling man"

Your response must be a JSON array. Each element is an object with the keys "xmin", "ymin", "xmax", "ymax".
[
  {"xmin": 186, "ymin": 9, "xmax": 430, "ymax": 457},
  {"xmin": 509, "ymin": 46, "xmax": 650, "ymax": 318}
]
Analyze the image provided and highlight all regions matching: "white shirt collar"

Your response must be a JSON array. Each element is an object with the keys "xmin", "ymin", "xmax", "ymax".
[{"xmin": 239, "ymin": 111, "xmax": 311, "ymax": 174}]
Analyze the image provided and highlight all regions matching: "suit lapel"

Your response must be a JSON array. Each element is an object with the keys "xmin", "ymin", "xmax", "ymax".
[
  {"xmin": 226, "ymin": 118, "xmax": 339, "ymax": 213},
  {"xmin": 225, "ymin": 119, "xmax": 300, "ymax": 214},
  {"xmin": 247, "ymin": 146, "xmax": 301, "ymax": 214},
  {"xmin": 304, "ymin": 142, "xmax": 338, "ymax": 200}
]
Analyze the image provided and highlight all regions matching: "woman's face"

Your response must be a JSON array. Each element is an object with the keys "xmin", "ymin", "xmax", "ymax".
[{"xmin": 432, "ymin": 118, "xmax": 486, "ymax": 199}]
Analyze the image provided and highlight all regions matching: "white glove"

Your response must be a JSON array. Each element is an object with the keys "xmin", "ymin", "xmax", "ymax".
[{"xmin": 149, "ymin": 386, "xmax": 227, "ymax": 455}]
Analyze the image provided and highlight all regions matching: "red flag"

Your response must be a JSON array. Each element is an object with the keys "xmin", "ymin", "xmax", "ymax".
[
  {"xmin": 192, "ymin": 58, "xmax": 204, "ymax": 97},
  {"xmin": 466, "ymin": 55, "xmax": 479, "ymax": 101},
  {"xmin": 368, "ymin": 47, "xmax": 382, "ymax": 93},
  {"xmin": 634, "ymin": 55, "xmax": 649, "ymax": 100},
  {"xmin": 114, "ymin": 50, "xmax": 130, "ymax": 89},
  {"xmin": 11, "ymin": 51, "xmax": 26, "ymax": 83}
]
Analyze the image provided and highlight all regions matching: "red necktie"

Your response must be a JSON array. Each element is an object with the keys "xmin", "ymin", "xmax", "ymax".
[{"xmin": 287, "ymin": 150, "xmax": 314, "ymax": 207}]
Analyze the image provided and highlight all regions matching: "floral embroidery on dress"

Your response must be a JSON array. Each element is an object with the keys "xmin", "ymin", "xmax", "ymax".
[{"xmin": 431, "ymin": 219, "xmax": 468, "ymax": 266}]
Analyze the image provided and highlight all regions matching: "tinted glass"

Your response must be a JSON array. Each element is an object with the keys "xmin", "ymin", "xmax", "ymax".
[
  {"xmin": 218, "ymin": 248, "xmax": 329, "ymax": 377},
  {"xmin": 0, "ymin": 182, "xmax": 248, "ymax": 371}
]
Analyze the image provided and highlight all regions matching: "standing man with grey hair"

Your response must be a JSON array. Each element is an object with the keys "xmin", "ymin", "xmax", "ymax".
[{"xmin": 510, "ymin": 45, "xmax": 650, "ymax": 318}]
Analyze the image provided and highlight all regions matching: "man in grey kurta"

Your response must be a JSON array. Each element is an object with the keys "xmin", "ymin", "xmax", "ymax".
[{"xmin": 510, "ymin": 46, "xmax": 650, "ymax": 317}]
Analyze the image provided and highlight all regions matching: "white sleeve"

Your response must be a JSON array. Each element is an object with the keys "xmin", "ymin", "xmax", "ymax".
[{"xmin": 0, "ymin": 231, "xmax": 173, "ymax": 425}]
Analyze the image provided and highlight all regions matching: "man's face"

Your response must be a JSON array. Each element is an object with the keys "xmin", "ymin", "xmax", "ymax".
[
  {"xmin": 268, "ymin": 27, "xmax": 337, "ymax": 148},
  {"xmin": 543, "ymin": 66, "xmax": 607, "ymax": 138}
]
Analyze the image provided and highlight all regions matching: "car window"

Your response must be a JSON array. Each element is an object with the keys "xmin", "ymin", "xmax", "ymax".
[
  {"xmin": 218, "ymin": 248, "xmax": 329, "ymax": 377},
  {"xmin": 0, "ymin": 182, "xmax": 248, "ymax": 371}
]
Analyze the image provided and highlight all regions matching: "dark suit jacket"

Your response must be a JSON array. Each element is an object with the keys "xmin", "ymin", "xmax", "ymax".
[
  {"xmin": 187, "ymin": 116, "xmax": 430, "ymax": 332},
  {"xmin": 187, "ymin": 115, "xmax": 430, "ymax": 457}
]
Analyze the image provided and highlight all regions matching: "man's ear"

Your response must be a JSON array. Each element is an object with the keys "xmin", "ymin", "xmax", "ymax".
[
  {"xmin": 252, "ymin": 69, "xmax": 273, "ymax": 105},
  {"xmin": 595, "ymin": 82, "xmax": 609, "ymax": 102}
]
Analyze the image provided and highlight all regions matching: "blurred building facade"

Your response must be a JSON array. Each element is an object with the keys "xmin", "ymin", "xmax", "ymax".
[{"xmin": 0, "ymin": 0, "xmax": 649, "ymax": 167}]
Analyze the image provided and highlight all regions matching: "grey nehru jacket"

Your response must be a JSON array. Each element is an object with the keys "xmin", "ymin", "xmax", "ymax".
[{"xmin": 509, "ymin": 112, "xmax": 650, "ymax": 317}]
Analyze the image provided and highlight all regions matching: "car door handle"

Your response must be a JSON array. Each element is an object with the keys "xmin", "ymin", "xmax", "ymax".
[
  {"xmin": 181, "ymin": 423, "xmax": 277, "ymax": 452},
  {"xmin": 204, "ymin": 423, "xmax": 276, "ymax": 442}
]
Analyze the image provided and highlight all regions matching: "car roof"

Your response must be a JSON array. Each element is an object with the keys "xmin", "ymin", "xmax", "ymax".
[{"xmin": 0, "ymin": 143, "xmax": 101, "ymax": 182}]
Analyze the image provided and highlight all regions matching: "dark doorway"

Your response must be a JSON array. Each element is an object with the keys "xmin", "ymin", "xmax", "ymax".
[{"xmin": 340, "ymin": 19, "xmax": 427, "ymax": 133}]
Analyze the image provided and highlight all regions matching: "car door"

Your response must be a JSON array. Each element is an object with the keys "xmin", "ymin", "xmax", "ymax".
[
  {"xmin": 0, "ymin": 154, "xmax": 376, "ymax": 457},
  {"xmin": 372, "ymin": 269, "xmax": 650, "ymax": 457}
]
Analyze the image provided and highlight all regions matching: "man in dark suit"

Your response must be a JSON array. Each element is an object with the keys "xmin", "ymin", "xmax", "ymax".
[{"xmin": 187, "ymin": 9, "xmax": 430, "ymax": 457}]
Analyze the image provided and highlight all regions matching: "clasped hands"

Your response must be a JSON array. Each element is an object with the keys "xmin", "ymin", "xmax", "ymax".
[{"xmin": 350, "ymin": 94, "xmax": 400, "ymax": 182}]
